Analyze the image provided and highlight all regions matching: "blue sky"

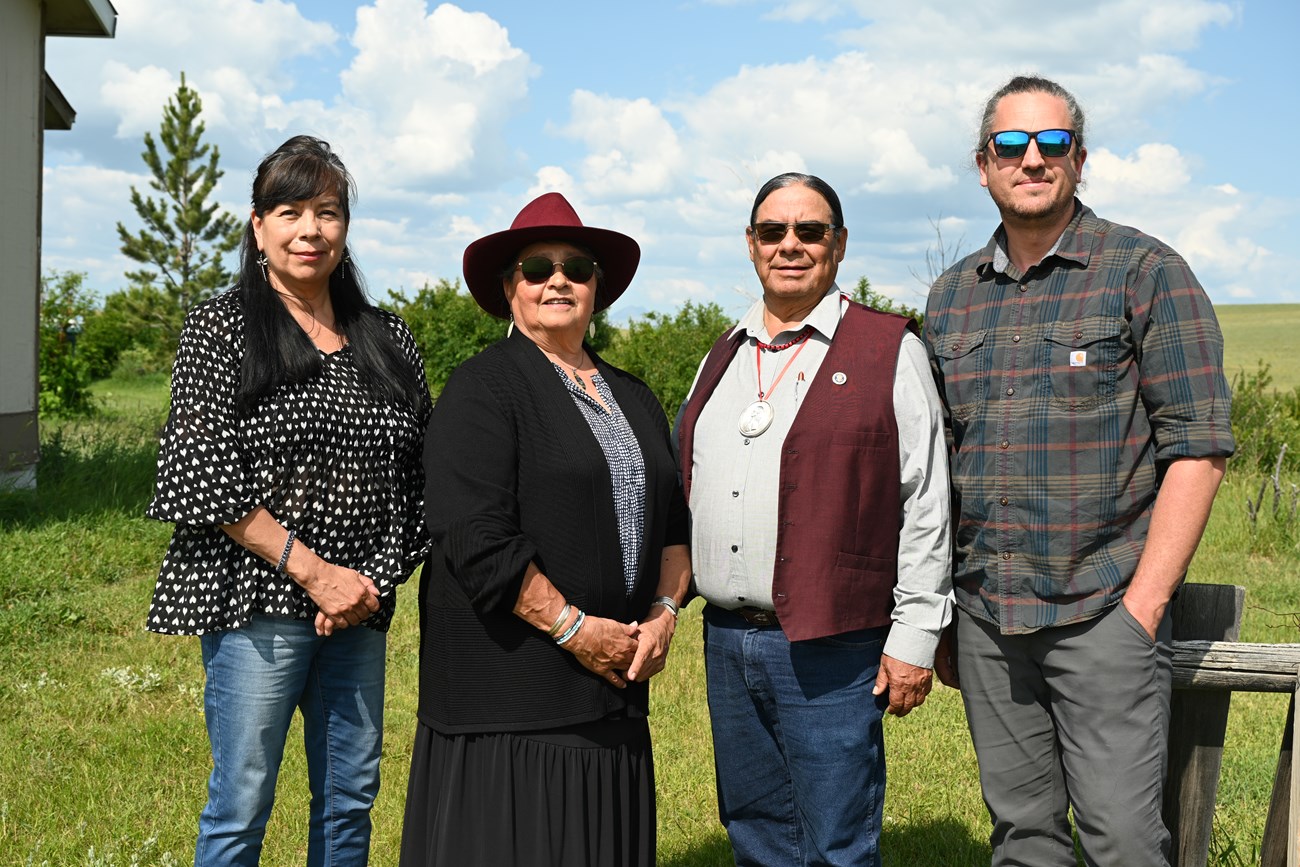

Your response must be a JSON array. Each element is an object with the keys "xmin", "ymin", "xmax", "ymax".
[{"xmin": 42, "ymin": 0, "xmax": 1299, "ymax": 321}]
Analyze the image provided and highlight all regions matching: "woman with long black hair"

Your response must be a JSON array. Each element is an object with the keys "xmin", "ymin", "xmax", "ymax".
[{"xmin": 146, "ymin": 135, "xmax": 430, "ymax": 866}]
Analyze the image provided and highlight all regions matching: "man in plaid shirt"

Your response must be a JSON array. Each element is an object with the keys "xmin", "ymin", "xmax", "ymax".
[{"xmin": 924, "ymin": 75, "xmax": 1234, "ymax": 866}]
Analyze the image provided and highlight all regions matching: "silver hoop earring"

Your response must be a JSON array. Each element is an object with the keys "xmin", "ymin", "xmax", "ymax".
[
  {"xmin": 257, "ymin": 253, "xmax": 270, "ymax": 284},
  {"xmin": 506, "ymin": 314, "xmax": 515, "ymax": 337}
]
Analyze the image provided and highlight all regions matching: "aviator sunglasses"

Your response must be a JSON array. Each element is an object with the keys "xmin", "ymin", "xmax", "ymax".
[
  {"xmin": 516, "ymin": 255, "xmax": 598, "ymax": 284},
  {"xmin": 750, "ymin": 222, "xmax": 839, "ymax": 244},
  {"xmin": 986, "ymin": 129, "xmax": 1075, "ymax": 159}
]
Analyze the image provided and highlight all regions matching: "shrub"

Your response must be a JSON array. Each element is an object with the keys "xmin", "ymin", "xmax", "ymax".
[
  {"xmin": 385, "ymin": 279, "xmax": 614, "ymax": 397},
  {"xmin": 78, "ymin": 285, "xmax": 180, "ymax": 380},
  {"xmin": 38, "ymin": 272, "xmax": 97, "ymax": 417},
  {"xmin": 1229, "ymin": 362, "xmax": 1300, "ymax": 475},
  {"xmin": 604, "ymin": 301, "xmax": 734, "ymax": 421}
]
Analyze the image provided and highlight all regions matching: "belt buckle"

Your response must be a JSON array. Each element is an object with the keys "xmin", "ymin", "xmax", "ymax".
[{"xmin": 739, "ymin": 606, "xmax": 779, "ymax": 627}]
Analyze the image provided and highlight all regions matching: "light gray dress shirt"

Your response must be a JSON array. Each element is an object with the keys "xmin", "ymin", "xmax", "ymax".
[{"xmin": 685, "ymin": 284, "xmax": 953, "ymax": 668}]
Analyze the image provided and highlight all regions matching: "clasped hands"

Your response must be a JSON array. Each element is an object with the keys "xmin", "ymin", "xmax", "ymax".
[
  {"xmin": 563, "ymin": 608, "xmax": 677, "ymax": 688},
  {"xmin": 301, "ymin": 562, "xmax": 380, "ymax": 636}
]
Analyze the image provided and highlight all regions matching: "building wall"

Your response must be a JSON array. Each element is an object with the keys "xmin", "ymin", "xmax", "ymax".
[{"xmin": 0, "ymin": 0, "xmax": 44, "ymax": 488}]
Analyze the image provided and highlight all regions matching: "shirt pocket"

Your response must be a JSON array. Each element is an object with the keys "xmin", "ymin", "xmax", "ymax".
[
  {"xmin": 933, "ymin": 329, "xmax": 987, "ymax": 421},
  {"xmin": 1043, "ymin": 317, "xmax": 1123, "ymax": 411}
]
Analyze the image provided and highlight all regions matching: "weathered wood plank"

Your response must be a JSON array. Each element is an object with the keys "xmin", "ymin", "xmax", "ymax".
[
  {"xmin": 1172, "ymin": 642, "xmax": 1300, "ymax": 692},
  {"xmin": 1164, "ymin": 584, "xmax": 1244, "ymax": 867},
  {"xmin": 1293, "ymin": 684, "xmax": 1298, "ymax": 867},
  {"xmin": 1260, "ymin": 685, "xmax": 1295, "ymax": 867}
]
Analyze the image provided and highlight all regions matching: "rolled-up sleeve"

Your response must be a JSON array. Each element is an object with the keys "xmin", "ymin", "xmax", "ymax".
[{"xmin": 1129, "ymin": 252, "xmax": 1236, "ymax": 462}]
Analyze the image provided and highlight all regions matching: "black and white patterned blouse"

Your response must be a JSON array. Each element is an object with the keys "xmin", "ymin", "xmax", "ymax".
[
  {"xmin": 552, "ymin": 365, "xmax": 647, "ymax": 595},
  {"xmin": 146, "ymin": 287, "xmax": 431, "ymax": 635}
]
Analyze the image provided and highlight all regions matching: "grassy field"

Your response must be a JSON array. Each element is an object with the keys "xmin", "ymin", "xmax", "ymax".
[
  {"xmin": 1217, "ymin": 303, "xmax": 1300, "ymax": 393},
  {"xmin": 2, "ymin": 315, "xmax": 1298, "ymax": 865}
]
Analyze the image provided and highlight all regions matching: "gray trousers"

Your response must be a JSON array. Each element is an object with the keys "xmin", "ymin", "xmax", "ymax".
[{"xmin": 957, "ymin": 602, "xmax": 1174, "ymax": 867}]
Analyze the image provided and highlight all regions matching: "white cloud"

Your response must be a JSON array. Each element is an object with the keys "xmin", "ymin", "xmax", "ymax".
[
  {"xmin": 1174, "ymin": 202, "xmax": 1270, "ymax": 274},
  {"xmin": 560, "ymin": 92, "xmax": 687, "ymax": 200},
  {"xmin": 335, "ymin": 0, "xmax": 535, "ymax": 189},
  {"xmin": 447, "ymin": 214, "xmax": 483, "ymax": 241},
  {"xmin": 526, "ymin": 167, "xmax": 580, "ymax": 203},
  {"xmin": 860, "ymin": 129, "xmax": 956, "ymax": 194},
  {"xmin": 642, "ymin": 277, "xmax": 719, "ymax": 307},
  {"xmin": 1084, "ymin": 144, "xmax": 1192, "ymax": 206},
  {"xmin": 37, "ymin": 0, "xmax": 1290, "ymax": 312},
  {"xmin": 668, "ymin": 52, "xmax": 966, "ymax": 200},
  {"xmin": 1138, "ymin": 2, "xmax": 1236, "ymax": 50},
  {"xmin": 98, "ymin": 64, "xmax": 178, "ymax": 138}
]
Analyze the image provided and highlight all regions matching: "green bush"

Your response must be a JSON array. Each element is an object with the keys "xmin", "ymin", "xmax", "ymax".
[
  {"xmin": 111, "ymin": 345, "xmax": 171, "ymax": 380},
  {"xmin": 604, "ymin": 301, "xmax": 734, "ymax": 420},
  {"xmin": 1229, "ymin": 362, "xmax": 1300, "ymax": 475},
  {"xmin": 38, "ymin": 272, "xmax": 97, "ymax": 418},
  {"xmin": 78, "ymin": 285, "xmax": 180, "ymax": 380},
  {"xmin": 386, "ymin": 279, "xmax": 614, "ymax": 397}
]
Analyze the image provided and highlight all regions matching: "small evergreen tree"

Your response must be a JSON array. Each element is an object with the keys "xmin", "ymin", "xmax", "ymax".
[{"xmin": 116, "ymin": 72, "xmax": 242, "ymax": 347}]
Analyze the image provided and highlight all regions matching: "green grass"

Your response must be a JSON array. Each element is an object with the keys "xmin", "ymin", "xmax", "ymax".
[
  {"xmin": 1217, "ymin": 303, "xmax": 1300, "ymax": 393},
  {"xmin": 2, "ymin": 356, "xmax": 1298, "ymax": 865}
]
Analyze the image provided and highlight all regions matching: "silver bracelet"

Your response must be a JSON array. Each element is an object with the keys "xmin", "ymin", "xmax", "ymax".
[
  {"xmin": 546, "ymin": 603, "xmax": 572, "ymax": 637},
  {"xmin": 276, "ymin": 529, "xmax": 297, "ymax": 573},
  {"xmin": 651, "ymin": 595, "xmax": 679, "ymax": 616},
  {"xmin": 555, "ymin": 610, "xmax": 586, "ymax": 646}
]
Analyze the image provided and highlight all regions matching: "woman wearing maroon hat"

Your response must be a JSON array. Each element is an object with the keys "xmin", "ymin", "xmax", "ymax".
[{"xmin": 399, "ymin": 192, "xmax": 691, "ymax": 866}]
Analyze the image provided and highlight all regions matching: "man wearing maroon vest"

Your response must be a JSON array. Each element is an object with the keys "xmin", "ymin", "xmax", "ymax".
[{"xmin": 676, "ymin": 173, "xmax": 952, "ymax": 867}]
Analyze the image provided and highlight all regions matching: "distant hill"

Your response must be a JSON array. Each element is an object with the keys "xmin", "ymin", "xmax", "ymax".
[{"xmin": 1216, "ymin": 303, "xmax": 1300, "ymax": 393}]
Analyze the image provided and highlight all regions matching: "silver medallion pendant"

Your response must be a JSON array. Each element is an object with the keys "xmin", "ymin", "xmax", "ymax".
[{"xmin": 738, "ymin": 399, "xmax": 775, "ymax": 437}]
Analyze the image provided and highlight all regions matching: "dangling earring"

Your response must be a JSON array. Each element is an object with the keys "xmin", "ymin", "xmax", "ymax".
[
  {"xmin": 257, "ymin": 253, "xmax": 270, "ymax": 284},
  {"xmin": 340, "ymin": 254, "xmax": 350, "ymax": 282},
  {"xmin": 588, "ymin": 319, "xmax": 596, "ymax": 341},
  {"xmin": 506, "ymin": 314, "xmax": 514, "ymax": 337}
]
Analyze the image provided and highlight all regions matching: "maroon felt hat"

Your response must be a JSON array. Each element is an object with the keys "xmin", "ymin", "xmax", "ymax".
[{"xmin": 462, "ymin": 192, "xmax": 641, "ymax": 320}]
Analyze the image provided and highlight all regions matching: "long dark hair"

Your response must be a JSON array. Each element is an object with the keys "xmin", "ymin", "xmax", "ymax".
[{"xmin": 235, "ymin": 135, "xmax": 424, "ymax": 415}]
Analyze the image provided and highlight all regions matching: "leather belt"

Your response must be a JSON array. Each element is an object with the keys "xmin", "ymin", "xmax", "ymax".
[{"xmin": 734, "ymin": 606, "xmax": 780, "ymax": 627}]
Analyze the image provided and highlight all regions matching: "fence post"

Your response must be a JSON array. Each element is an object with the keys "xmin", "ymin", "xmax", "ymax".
[
  {"xmin": 1261, "ymin": 674, "xmax": 1298, "ymax": 867},
  {"xmin": 1163, "ymin": 583, "xmax": 1245, "ymax": 867}
]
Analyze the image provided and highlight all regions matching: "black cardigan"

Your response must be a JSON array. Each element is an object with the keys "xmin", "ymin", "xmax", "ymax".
[{"xmin": 417, "ymin": 328, "xmax": 689, "ymax": 733}]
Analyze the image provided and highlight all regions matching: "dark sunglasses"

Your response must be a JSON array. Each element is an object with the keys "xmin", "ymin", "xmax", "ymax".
[
  {"xmin": 516, "ymin": 255, "xmax": 598, "ymax": 284},
  {"xmin": 751, "ymin": 222, "xmax": 838, "ymax": 245},
  {"xmin": 986, "ymin": 129, "xmax": 1075, "ymax": 159}
]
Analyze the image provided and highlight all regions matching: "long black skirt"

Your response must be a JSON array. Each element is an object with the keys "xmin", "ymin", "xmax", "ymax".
[{"xmin": 399, "ymin": 716, "xmax": 655, "ymax": 866}]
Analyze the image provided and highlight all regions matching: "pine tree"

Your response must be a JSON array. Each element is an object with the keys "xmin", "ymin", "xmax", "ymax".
[{"xmin": 116, "ymin": 73, "xmax": 243, "ymax": 346}]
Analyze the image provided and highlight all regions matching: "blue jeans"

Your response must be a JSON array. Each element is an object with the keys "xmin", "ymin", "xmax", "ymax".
[
  {"xmin": 703, "ymin": 605, "xmax": 889, "ymax": 867},
  {"xmin": 195, "ymin": 615, "xmax": 386, "ymax": 867}
]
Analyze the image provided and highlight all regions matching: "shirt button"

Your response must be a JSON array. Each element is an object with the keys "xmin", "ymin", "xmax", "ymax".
[
  {"xmin": 1012, "ymin": 334, "xmax": 1021, "ymax": 343},
  {"xmin": 1075, "ymin": 331, "xmax": 1083, "ymax": 340},
  {"xmin": 1002, "ymin": 552, "xmax": 1013, "ymax": 560},
  {"xmin": 1000, "ymin": 497, "xmax": 1009, "ymax": 506},
  {"xmin": 1000, "ymin": 440, "xmax": 1010, "ymax": 449},
  {"xmin": 743, "ymin": 439, "xmax": 751, "ymax": 445},
  {"xmin": 731, "ymin": 545, "xmax": 738, "ymax": 553},
  {"xmin": 732, "ymin": 491, "xmax": 739, "ymax": 498},
  {"xmin": 1006, "ymin": 387, "xmax": 1015, "ymax": 396},
  {"xmin": 1018, "ymin": 285, "xmax": 1028, "ymax": 293}
]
